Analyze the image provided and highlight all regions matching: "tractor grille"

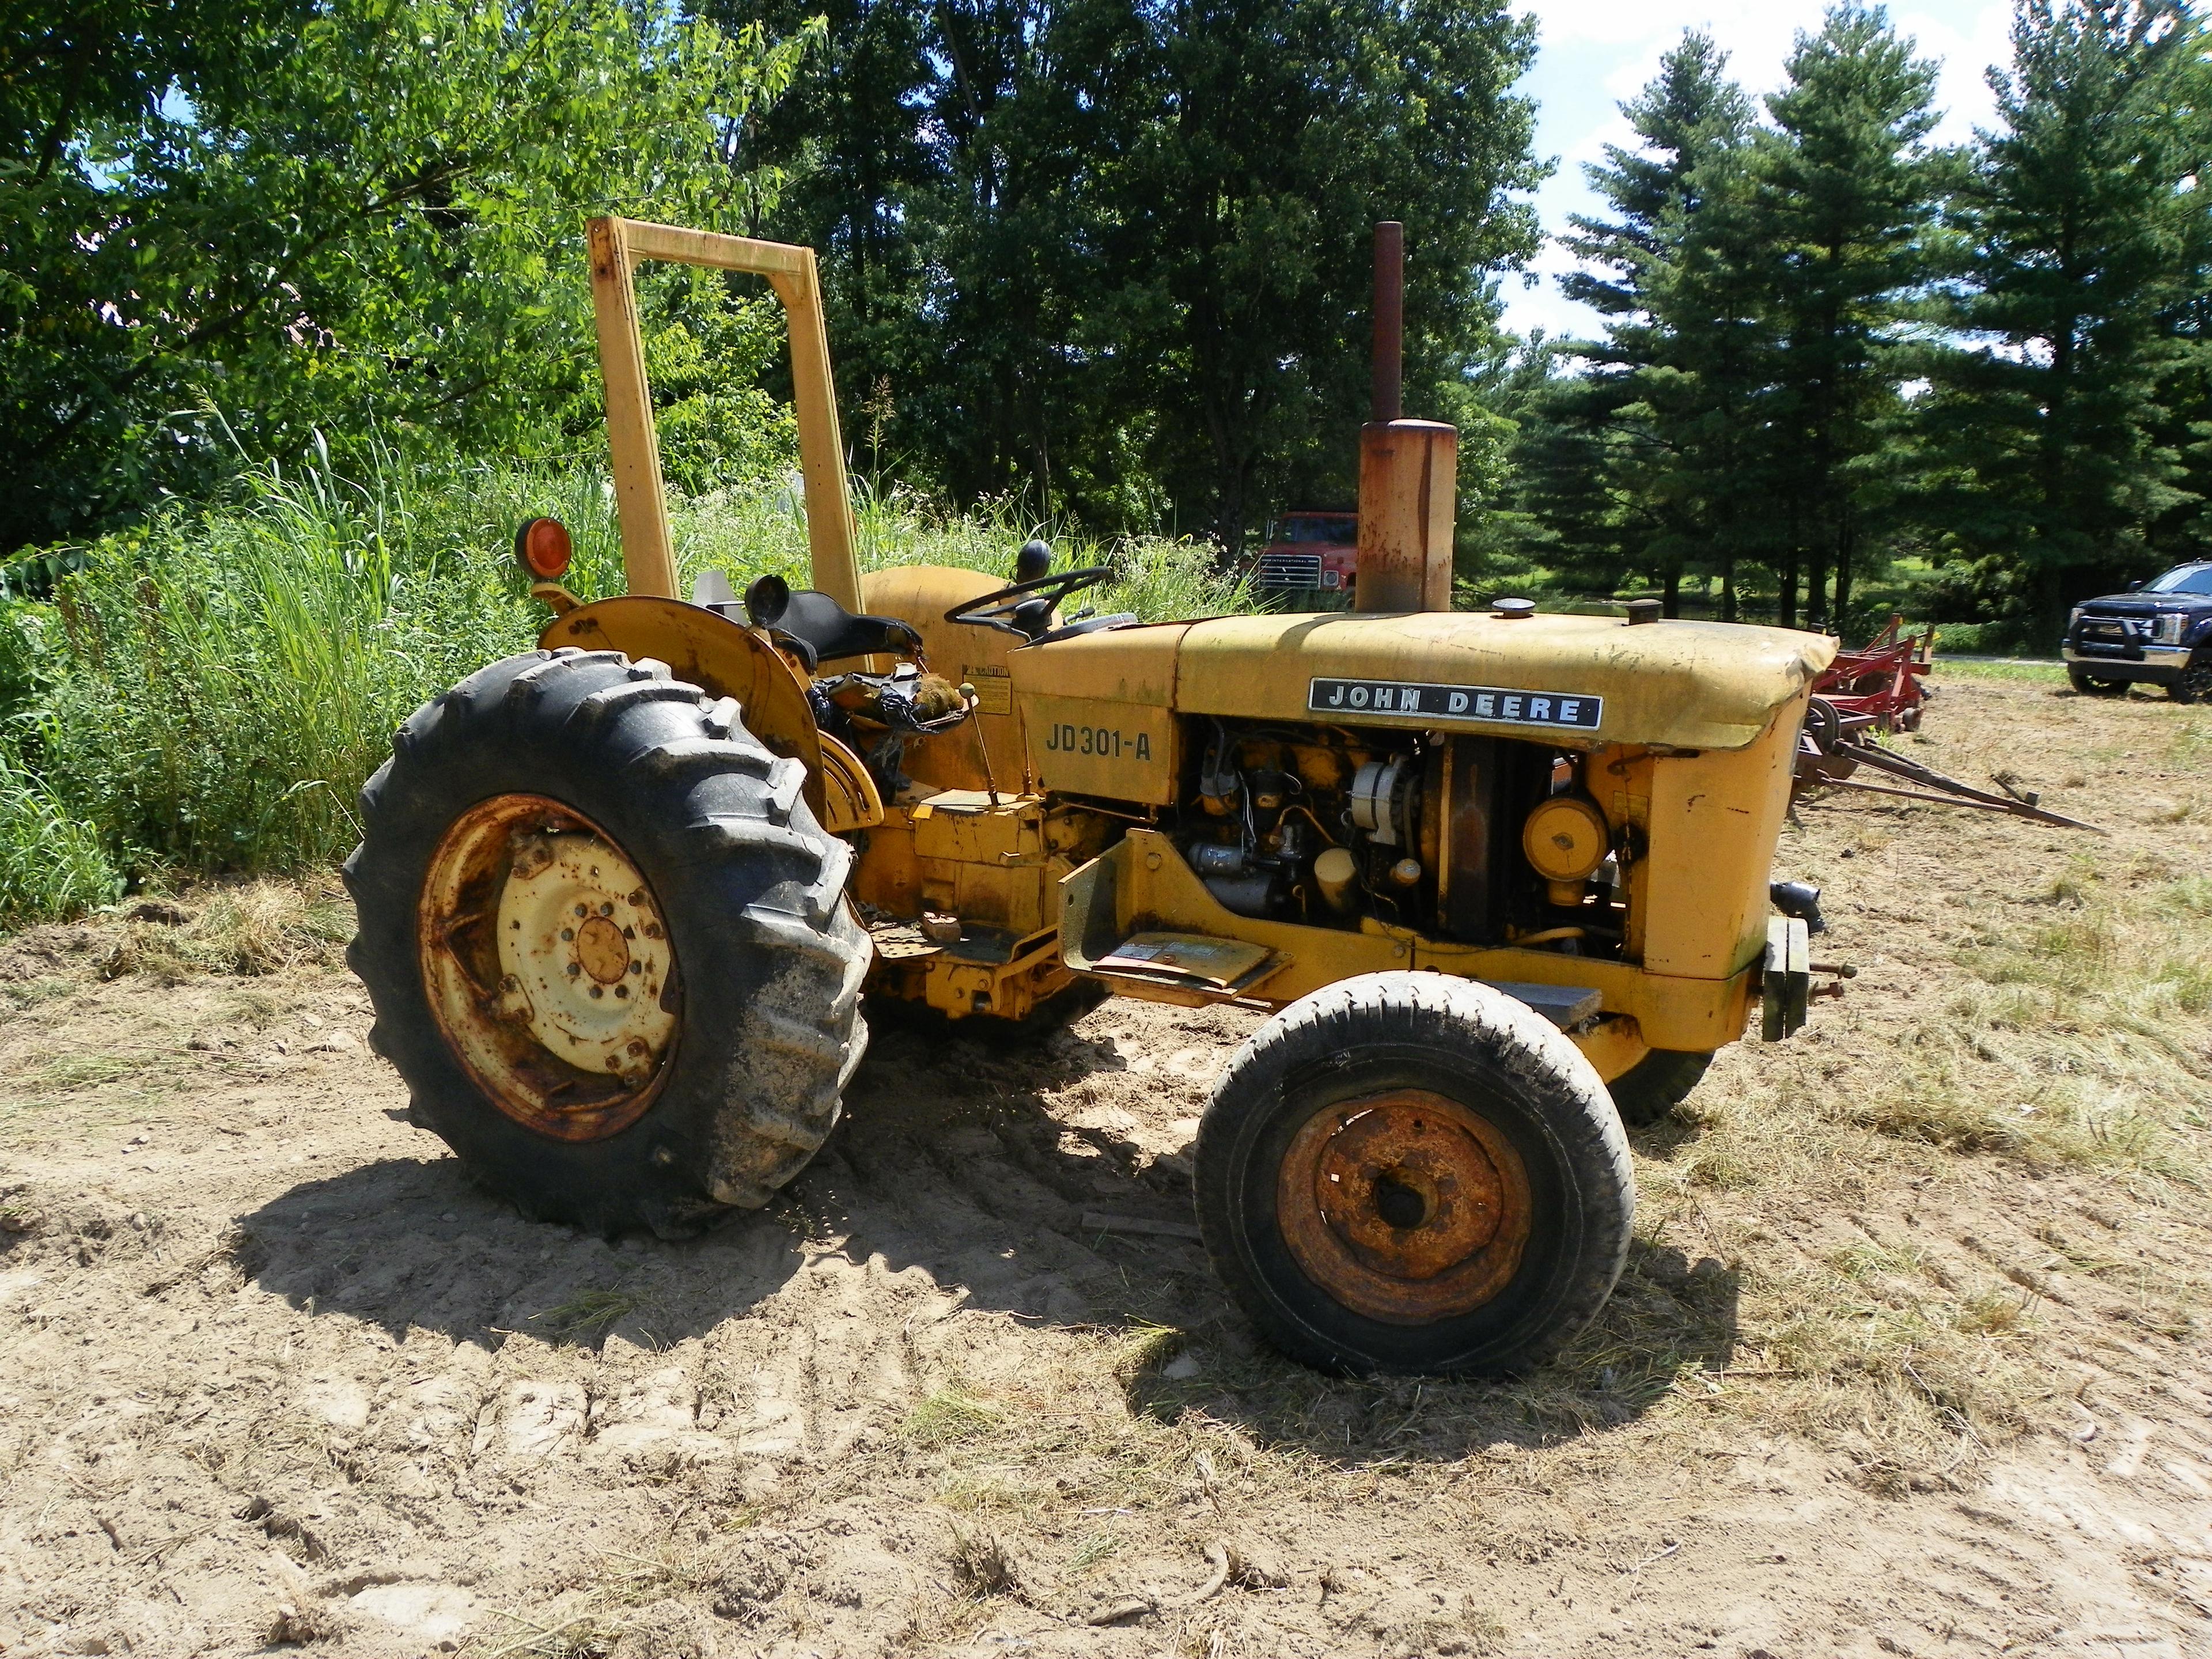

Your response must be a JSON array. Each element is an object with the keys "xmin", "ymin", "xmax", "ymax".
[{"xmin": 1255, "ymin": 553, "xmax": 1325, "ymax": 588}]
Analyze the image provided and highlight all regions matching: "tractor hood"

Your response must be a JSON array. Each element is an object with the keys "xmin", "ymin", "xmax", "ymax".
[{"xmin": 1022, "ymin": 609, "xmax": 1836, "ymax": 752}]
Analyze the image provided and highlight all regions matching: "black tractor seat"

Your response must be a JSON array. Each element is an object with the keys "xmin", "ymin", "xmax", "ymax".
[{"xmin": 692, "ymin": 570, "xmax": 922, "ymax": 668}]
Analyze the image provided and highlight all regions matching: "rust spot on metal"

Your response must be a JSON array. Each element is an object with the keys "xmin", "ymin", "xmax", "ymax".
[
  {"xmin": 1276, "ymin": 1089, "xmax": 1532, "ymax": 1325},
  {"xmin": 416, "ymin": 793, "xmax": 679, "ymax": 1143},
  {"xmin": 576, "ymin": 915, "xmax": 630, "ymax": 984}
]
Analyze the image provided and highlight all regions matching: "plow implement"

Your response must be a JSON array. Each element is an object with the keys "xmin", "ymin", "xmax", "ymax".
[{"xmin": 1794, "ymin": 616, "xmax": 2106, "ymax": 834}]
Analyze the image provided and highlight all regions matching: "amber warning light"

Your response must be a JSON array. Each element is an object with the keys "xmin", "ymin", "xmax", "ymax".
[{"xmin": 515, "ymin": 517, "xmax": 573, "ymax": 581}]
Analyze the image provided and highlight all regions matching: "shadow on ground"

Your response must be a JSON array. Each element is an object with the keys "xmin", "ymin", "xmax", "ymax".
[{"xmin": 234, "ymin": 1005, "xmax": 1738, "ymax": 1463}]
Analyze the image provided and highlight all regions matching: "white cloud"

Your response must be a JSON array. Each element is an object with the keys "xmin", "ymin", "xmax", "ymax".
[{"xmin": 1499, "ymin": 0, "xmax": 2019, "ymax": 342}]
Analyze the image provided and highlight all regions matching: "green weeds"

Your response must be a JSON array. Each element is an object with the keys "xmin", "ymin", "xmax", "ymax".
[
  {"xmin": 0, "ymin": 452, "xmax": 1252, "ymax": 930},
  {"xmin": 0, "ymin": 744, "xmax": 122, "ymax": 926},
  {"xmin": 530, "ymin": 1286, "xmax": 647, "ymax": 1342},
  {"xmin": 676, "ymin": 479, "xmax": 1247, "ymax": 624}
]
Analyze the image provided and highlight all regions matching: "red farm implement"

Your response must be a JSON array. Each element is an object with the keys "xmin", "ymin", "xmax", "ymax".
[{"xmin": 1794, "ymin": 616, "xmax": 2104, "ymax": 834}]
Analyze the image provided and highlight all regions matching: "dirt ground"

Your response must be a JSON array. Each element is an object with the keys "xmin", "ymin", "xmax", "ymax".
[{"xmin": 2, "ymin": 667, "xmax": 2209, "ymax": 1659}]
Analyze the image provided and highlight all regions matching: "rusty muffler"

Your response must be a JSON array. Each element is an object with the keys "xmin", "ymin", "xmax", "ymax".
[{"xmin": 1354, "ymin": 221, "xmax": 1457, "ymax": 613}]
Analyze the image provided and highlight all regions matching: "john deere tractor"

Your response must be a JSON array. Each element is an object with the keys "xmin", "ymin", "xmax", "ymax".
[{"xmin": 344, "ymin": 218, "xmax": 1834, "ymax": 1376}]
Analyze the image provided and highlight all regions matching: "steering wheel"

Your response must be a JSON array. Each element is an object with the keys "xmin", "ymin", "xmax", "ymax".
[{"xmin": 945, "ymin": 566, "xmax": 1112, "ymax": 638}]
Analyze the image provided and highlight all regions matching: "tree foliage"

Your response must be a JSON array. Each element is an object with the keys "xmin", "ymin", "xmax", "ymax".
[
  {"xmin": 1516, "ymin": 0, "xmax": 2212, "ymax": 635},
  {"xmin": 1914, "ymin": 0, "xmax": 2211, "ymax": 625},
  {"xmin": 2, "ymin": 0, "xmax": 813, "ymax": 554},
  {"xmin": 718, "ymin": 0, "xmax": 1545, "ymax": 551}
]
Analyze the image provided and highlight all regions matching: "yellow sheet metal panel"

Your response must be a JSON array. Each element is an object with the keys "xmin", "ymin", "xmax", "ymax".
[
  {"xmin": 1023, "ymin": 696, "xmax": 1180, "ymax": 805},
  {"xmin": 852, "ymin": 805, "xmax": 922, "ymax": 916},
  {"xmin": 912, "ymin": 790, "xmax": 1056, "ymax": 937},
  {"xmin": 815, "ymin": 732, "xmax": 885, "ymax": 833},
  {"xmin": 1173, "ymin": 611, "xmax": 1834, "ymax": 752},
  {"xmin": 1003, "ymin": 622, "xmax": 1191, "ymax": 802},
  {"xmin": 1008, "ymin": 621, "xmax": 1190, "ymax": 703},
  {"xmin": 860, "ymin": 565, "xmax": 1031, "ymax": 793},
  {"xmin": 1638, "ymin": 704, "xmax": 1805, "ymax": 979}
]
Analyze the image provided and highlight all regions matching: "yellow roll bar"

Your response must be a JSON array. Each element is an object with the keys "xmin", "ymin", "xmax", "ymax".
[{"xmin": 585, "ymin": 215, "xmax": 863, "ymax": 610}]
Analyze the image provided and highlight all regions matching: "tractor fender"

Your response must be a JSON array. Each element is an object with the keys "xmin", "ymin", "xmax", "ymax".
[{"xmin": 539, "ymin": 596, "xmax": 881, "ymax": 834}]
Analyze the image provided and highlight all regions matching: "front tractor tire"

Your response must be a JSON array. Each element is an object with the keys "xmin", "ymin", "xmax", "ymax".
[
  {"xmin": 344, "ymin": 647, "xmax": 870, "ymax": 1238},
  {"xmin": 1606, "ymin": 1047, "xmax": 1715, "ymax": 1128},
  {"xmin": 1193, "ymin": 973, "xmax": 1634, "ymax": 1377}
]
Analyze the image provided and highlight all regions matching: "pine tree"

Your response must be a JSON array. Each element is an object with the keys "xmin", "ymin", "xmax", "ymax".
[
  {"xmin": 1748, "ymin": 4, "xmax": 1943, "ymax": 629},
  {"xmin": 1652, "ymin": 137, "xmax": 1785, "ymax": 622},
  {"xmin": 1917, "ymin": 0, "xmax": 2209, "ymax": 623},
  {"xmin": 1529, "ymin": 32, "xmax": 1758, "ymax": 612}
]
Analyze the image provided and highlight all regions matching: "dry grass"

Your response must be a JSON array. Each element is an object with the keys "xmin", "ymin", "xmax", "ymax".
[
  {"xmin": 97, "ymin": 877, "xmax": 353, "ymax": 982},
  {"xmin": 945, "ymin": 1526, "xmax": 1021, "ymax": 1598},
  {"xmin": 530, "ymin": 1286, "xmax": 649, "ymax": 1343},
  {"xmin": 900, "ymin": 1387, "xmax": 1002, "ymax": 1446}
]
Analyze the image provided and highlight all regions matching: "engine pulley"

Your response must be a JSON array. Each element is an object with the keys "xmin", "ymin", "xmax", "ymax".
[{"xmin": 1521, "ymin": 795, "xmax": 1611, "ymax": 906}]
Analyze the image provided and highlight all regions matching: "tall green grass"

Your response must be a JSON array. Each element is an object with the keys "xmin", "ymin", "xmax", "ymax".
[
  {"xmin": 675, "ymin": 478, "xmax": 1248, "ymax": 623},
  {"xmin": 0, "ymin": 452, "xmax": 1248, "ymax": 925},
  {"xmin": 23, "ymin": 452, "xmax": 579, "ymax": 880},
  {"xmin": 0, "ymin": 745, "xmax": 121, "ymax": 927}
]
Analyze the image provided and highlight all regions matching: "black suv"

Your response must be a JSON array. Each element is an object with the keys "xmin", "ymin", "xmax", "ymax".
[{"xmin": 2064, "ymin": 560, "xmax": 2212, "ymax": 703}]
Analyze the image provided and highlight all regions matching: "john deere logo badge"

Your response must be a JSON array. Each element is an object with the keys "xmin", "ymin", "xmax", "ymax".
[{"xmin": 1308, "ymin": 678, "xmax": 1604, "ymax": 730}]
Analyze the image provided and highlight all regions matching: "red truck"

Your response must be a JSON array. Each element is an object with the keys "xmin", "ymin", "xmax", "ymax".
[{"xmin": 1245, "ymin": 509, "xmax": 1357, "ymax": 606}]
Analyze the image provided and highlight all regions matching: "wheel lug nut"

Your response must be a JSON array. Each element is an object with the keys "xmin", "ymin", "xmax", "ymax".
[
  {"xmin": 560, "ymin": 927, "xmax": 574, "ymax": 941},
  {"xmin": 615, "ymin": 985, "xmax": 628, "ymax": 998},
  {"xmin": 567, "ymin": 963, "xmax": 581, "ymax": 976},
  {"xmin": 590, "ymin": 985, "xmax": 603, "ymax": 998},
  {"xmin": 599, "ymin": 902, "xmax": 613, "ymax": 916},
  {"xmin": 574, "ymin": 904, "xmax": 586, "ymax": 918}
]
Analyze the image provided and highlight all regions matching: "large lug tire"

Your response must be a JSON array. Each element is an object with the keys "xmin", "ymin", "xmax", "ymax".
[
  {"xmin": 2170, "ymin": 650, "xmax": 2211, "ymax": 705},
  {"xmin": 343, "ymin": 647, "xmax": 870, "ymax": 1238},
  {"xmin": 2067, "ymin": 667, "xmax": 2128, "ymax": 696},
  {"xmin": 1606, "ymin": 1047, "xmax": 1715, "ymax": 1128},
  {"xmin": 1192, "ymin": 972, "xmax": 1634, "ymax": 1377}
]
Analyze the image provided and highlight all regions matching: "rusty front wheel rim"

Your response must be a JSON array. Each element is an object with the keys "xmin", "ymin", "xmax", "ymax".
[
  {"xmin": 1276, "ymin": 1089, "xmax": 1533, "ymax": 1325},
  {"xmin": 418, "ymin": 793, "xmax": 677, "ymax": 1142}
]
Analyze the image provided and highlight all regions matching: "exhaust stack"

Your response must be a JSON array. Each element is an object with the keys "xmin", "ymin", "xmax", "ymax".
[{"xmin": 1354, "ymin": 221, "xmax": 1456, "ymax": 613}]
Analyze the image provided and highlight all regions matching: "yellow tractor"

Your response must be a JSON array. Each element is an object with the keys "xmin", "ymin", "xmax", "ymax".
[{"xmin": 344, "ymin": 217, "xmax": 1835, "ymax": 1375}]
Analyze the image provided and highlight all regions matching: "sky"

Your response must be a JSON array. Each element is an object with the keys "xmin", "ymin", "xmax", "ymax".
[{"xmin": 1499, "ymin": 0, "xmax": 2021, "ymax": 342}]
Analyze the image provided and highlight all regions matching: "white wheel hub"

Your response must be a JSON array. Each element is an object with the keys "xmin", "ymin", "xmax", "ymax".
[{"xmin": 497, "ymin": 832, "xmax": 675, "ymax": 1082}]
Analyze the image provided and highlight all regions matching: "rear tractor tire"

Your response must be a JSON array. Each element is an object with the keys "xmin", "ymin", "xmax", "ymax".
[
  {"xmin": 1192, "ymin": 972, "xmax": 1634, "ymax": 1377},
  {"xmin": 1606, "ymin": 1047, "xmax": 1715, "ymax": 1128},
  {"xmin": 344, "ymin": 647, "xmax": 870, "ymax": 1238}
]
